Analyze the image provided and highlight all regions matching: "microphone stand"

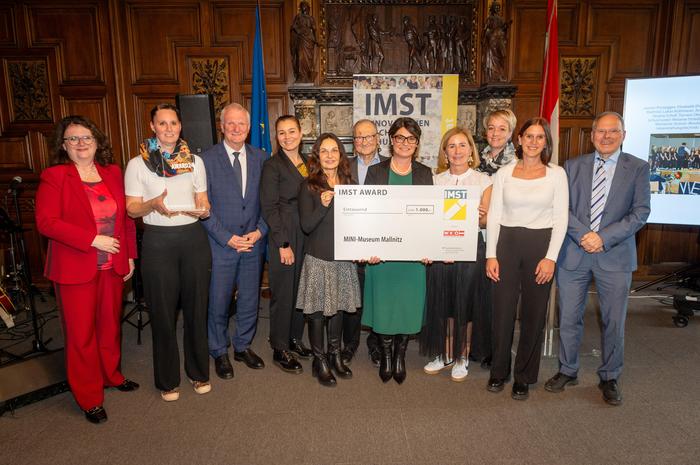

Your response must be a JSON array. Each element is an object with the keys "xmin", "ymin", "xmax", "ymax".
[{"xmin": 9, "ymin": 186, "xmax": 48, "ymax": 353}]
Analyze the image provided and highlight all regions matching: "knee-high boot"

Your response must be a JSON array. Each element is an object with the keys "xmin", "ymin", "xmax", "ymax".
[
  {"xmin": 392, "ymin": 334, "xmax": 409, "ymax": 384},
  {"xmin": 379, "ymin": 335, "xmax": 394, "ymax": 383},
  {"xmin": 328, "ymin": 313, "xmax": 352, "ymax": 379},
  {"xmin": 308, "ymin": 315, "xmax": 336, "ymax": 387}
]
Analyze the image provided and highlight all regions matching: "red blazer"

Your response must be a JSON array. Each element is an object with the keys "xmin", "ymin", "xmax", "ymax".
[{"xmin": 35, "ymin": 163, "xmax": 137, "ymax": 285}]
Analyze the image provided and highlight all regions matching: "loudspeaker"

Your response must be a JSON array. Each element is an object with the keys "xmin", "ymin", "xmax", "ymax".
[
  {"xmin": 0, "ymin": 349, "xmax": 68, "ymax": 411},
  {"xmin": 176, "ymin": 94, "xmax": 218, "ymax": 154}
]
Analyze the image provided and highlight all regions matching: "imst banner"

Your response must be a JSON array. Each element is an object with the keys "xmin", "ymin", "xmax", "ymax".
[{"xmin": 352, "ymin": 74, "xmax": 459, "ymax": 171}]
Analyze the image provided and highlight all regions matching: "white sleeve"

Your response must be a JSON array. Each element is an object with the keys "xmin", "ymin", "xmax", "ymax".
[
  {"xmin": 485, "ymin": 169, "xmax": 504, "ymax": 258},
  {"xmin": 544, "ymin": 166, "xmax": 570, "ymax": 261},
  {"xmin": 124, "ymin": 157, "xmax": 143, "ymax": 197},
  {"xmin": 193, "ymin": 155, "xmax": 207, "ymax": 193},
  {"xmin": 480, "ymin": 172, "xmax": 493, "ymax": 194}
]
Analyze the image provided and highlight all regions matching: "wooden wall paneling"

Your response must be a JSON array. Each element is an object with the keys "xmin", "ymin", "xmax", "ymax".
[
  {"xmin": 0, "ymin": 4, "xmax": 17, "ymax": 47},
  {"xmin": 668, "ymin": 0, "xmax": 700, "ymax": 74},
  {"xmin": 177, "ymin": 46, "xmax": 244, "ymax": 117},
  {"xmin": 60, "ymin": 96, "xmax": 109, "ymax": 135},
  {"xmin": 125, "ymin": 2, "xmax": 202, "ymax": 83},
  {"xmin": 558, "ymin": 2, "xmax": 580, "ymax": 46},
  {"xmin": 510, "ymin": 2, "xmax": 546, "ymax": 83},
  {"xmin": 211, "ymin": 0, "xmax": 287, "ymax": 84},
  {"xmin": 586, "ymin": 1, "xmax": 663, "ymax": 81},
  {"xmin": 0, "ymin": 135, "xmax": 31, "ymax": 171},
  {"xmin": 26, "ymin": 4, "xmax": 104, "ymax": 83},
  {"xmin": 242, "ymin": 92, "xmax": 286, "ymax": 137}
]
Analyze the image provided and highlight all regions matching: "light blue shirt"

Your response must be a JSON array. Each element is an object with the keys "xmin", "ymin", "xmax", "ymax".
[
  {"xmin": 356, "ymin": 152, "xmax": 382, "ymax": 185},
  {"xmin": 593, "ymin": 148, "xmax": 620, "ymax": 201}
]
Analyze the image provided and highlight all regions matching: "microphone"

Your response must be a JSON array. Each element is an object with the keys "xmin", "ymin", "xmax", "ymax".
[{"xmin": 8, "ymin": 176, "xmax": 22, "ymax": 193}]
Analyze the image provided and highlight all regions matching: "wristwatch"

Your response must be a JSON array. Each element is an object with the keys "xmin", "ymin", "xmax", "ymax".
[{"xmin": 281, "ymin": 242, "xmax": 290, "ymax": 248}]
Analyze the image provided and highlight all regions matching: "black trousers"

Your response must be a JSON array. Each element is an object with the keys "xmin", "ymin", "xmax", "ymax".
[
  {"xmin": 268, "ymin": 244, "xmax": 306, "ymax": 350},
  {"xmin": 491, "ymin": 227, "xmax": 553, "ymax": 384},
  {"xmin": 141, "ymin": 223, "xmax": 212, "ymax": 391}
]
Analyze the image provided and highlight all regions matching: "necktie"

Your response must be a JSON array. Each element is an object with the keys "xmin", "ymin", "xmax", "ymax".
[
  {"xmin": 590, "ymin": 157, "xmax": 607, "ymax": 232},
  {"xmin": 232, "ymin": 151, "xmax": 242, "ymax": 196}
]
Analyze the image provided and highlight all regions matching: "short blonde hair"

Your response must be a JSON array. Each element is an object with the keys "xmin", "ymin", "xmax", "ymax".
[
  {"xmin": 437, "ymin": 126, "xmax": 480, "ymax": 174},
  {"xmin": 482, "ymin": 108, "xmax": 516, "ymax": 135}
]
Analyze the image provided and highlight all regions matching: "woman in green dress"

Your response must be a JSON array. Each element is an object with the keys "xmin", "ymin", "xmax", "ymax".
[{"xmin": 362, "ymin": 117, "xmax": 433, "ymax": 384}]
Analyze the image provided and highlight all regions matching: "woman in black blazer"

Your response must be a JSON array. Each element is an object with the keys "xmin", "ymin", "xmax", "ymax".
[
  {"xmin": 260, "ymin": 115, "xmax": 312, "ymax": 373},
  {"xmin": 362, "ymin": 117, "xmax": 432, "ymax": 384}
]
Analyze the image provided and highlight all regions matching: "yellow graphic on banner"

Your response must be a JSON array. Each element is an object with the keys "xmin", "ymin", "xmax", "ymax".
[{"xmin": 443, "ymin": 198, "xmax": 467, "ymax": 220}]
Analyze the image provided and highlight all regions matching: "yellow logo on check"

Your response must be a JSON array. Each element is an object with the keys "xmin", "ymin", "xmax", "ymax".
[{"xmin": 444, "ymin": 198, "xmax": 466, "ymax": 220}]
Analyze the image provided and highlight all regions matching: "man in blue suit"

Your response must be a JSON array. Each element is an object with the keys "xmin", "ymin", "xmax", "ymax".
[
  {"xmin": 200, "ymin": 102, "xmax": 269, "ymax": 379},
  {"xmin": 545, "ymin": 111, "xmax": 650, "ymax": 405}
]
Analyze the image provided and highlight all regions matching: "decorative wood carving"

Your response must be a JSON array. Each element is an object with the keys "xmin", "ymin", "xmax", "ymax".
[
  {"xmin": 320, "ymin": 0, "xmax": 477, "ymax": 85},
  {"xmin": 291, "ymin": 1, "xmax": 318, "ymax": 82},
  {"xmin": 190, "ymin": 57, "xmax": 230, "ymax": 118},
  {"xmin": 482, "ymin": 0, "xmax": 511, "ymax": 83},
  {"xmin": 7, "ymin": 60, "xmax": 52, "ymax": 122},
  {"xmin": 560, "ymin": 57, "xmax": 597, "ymax": 117}
]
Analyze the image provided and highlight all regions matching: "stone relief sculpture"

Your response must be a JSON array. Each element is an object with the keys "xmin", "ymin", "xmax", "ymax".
[
  {"xmin": 482, "ymin": 0, "xmax": 511, "ymax": 83},
  {"xmin": 291, "ymin": 1, "xmax": 318, "ymax": 83},
  {"xmin": 402, "ymin": 16, "xmax": 424, "ymax": 73}
]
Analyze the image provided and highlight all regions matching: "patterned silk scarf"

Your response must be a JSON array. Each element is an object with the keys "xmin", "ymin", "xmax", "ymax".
[
  {"xmin": 140, "ymin": 137, "xmax": 194, "ymax": 177},
  {"xmin": 478, "ymin": 142, "xmax": 516, "ymax": 176}
]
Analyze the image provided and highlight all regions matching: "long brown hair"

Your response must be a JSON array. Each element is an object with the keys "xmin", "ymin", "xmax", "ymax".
[
  {"xmin": 274, "ymin": 115, "xmax": 302, "ymax": 154},
  {"xmin": 50, "ymin": 115, "xmax": 113, "ymax": 166},
  {"xmin": 307, "ymin": 133, "xmax": 354, "ymax": 193}
]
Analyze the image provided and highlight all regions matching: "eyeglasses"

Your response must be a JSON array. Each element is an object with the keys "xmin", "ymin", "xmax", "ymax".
[
  {"xmin": 63, "ymin": 135, "xmax": 96, "ymax": 146},
  {"xmin": 392, "ymin": 135, "xmax": 419, "ymax": 145},
  {"xmin": 593, "ymin": 129, "xmax": 623, "ymax": 137},
  {"xmin": 353, "ymin": 134, "xmax": 377, "ymax": 143}
]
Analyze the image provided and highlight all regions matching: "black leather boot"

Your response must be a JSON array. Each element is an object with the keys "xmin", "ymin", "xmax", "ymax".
[
  {"xmin": 308, "ymin": 316, "xmax": 336, "ymax": 387},
  {"xmin": 379, "ymin": 335, "xmax": 394, "ymax": 383},
  {"xmin": 328, "ymin": 314, "xmax": 352, "ymax": 379},
  {"xmin": 392, "ymin": 334, "xmax": 409, "ymax": 384}
]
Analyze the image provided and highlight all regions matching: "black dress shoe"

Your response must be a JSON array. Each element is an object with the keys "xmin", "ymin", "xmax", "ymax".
[
  {"xmin": 487, "ymin": 377, "xmax": 506, "ymax": 393},
  {"xmin": 214, "ymin": 354, "xmax": 234, "ymax": 379},
  {"xmin": 341, "ymin": 347, "xmax": 356, "ymax": 365},
  {"xmin": 84, "ymin": 406, "xmax": 108, "ymax": 424},
  {"xmin": 511, "ymin": 382, "xmax": 529, "ymax": 400},
  {"xmin": 114, "ymin": 379, "xmax": 140, "ymax": 392},
  {"xmin": 544, "ymin": 372, "xmax": 578, "ymax": 393},
  {"xmin": 599, "ymin": 379, "xmax": 622, "ymax": 406},
  {"xmin": 289, "ymin": 338, "xmax": 312, "ymax": 358},
  {"xmin": 273, "ymin": 349, "xmax": 303, "ymax": 374},
  {"xmin": 368, "ymin": 347, "xmax": 381, "ymax": 367},
  {"xmin": 234, "ymin": 348, "xmax": 265, "ymax": 369},
  {"xmin": 480, "ymin": 357, "xmax": 492, "ymax": 370}
]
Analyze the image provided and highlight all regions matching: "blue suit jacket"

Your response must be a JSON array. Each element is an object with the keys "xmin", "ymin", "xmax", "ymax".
[
  {"xmin": 200, "ymin": 142, "xmax": 269, "ymax": 254},
  {"xmin": 558, "ymin": 151, "xmax": 650, "ymax": 272}
]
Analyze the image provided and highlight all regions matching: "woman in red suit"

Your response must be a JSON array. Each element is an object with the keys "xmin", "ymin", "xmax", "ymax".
[{"xmin": 36, "ymin": 115, "xmax": 139, "ymax": 424}]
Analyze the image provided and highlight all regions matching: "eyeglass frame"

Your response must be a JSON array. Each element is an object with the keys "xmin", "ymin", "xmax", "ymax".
[
  {"xmin": 391, "ymin": 134, "xmax": 419, "ymax": 145},
  {"xmin": 63, "ymin": 135, "xmax": 96, "ymax": 146},
  {"xmin": 352, "ymin": 133, "xmax": 378, "ymax": 143}
]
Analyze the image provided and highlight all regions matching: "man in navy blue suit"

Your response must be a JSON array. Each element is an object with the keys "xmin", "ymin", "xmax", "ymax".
[
  {"xmin": 200, "ymin": 102, "xmax": 269, "ymax": 379},
  {"xmin": 545, "ymin": 111, "xmax": 650, "ymax": 405}
]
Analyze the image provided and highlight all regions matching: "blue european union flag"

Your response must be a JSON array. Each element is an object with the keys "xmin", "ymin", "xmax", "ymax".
[{"xmin": 251, "ymin": 3, "xmax": 272, "ymax": 153}]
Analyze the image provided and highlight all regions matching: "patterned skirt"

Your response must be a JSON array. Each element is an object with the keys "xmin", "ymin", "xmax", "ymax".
[{"xmin": 296, "ymin": 254, "xmax": 361, "ymax": 317}]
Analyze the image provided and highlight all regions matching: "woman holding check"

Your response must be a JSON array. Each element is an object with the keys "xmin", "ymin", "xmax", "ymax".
[{"xmin": 362, "ymin": 117, "xmax": 432, "ymax": 384}]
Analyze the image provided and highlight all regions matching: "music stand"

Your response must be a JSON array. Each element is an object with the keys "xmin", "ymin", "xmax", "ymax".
[{"xmin": 122, "ymin": 256, "xmax": 149, "ymax": 345}]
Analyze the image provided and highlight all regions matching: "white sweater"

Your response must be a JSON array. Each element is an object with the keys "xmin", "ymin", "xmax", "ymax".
[{"xmin": 486, "ymin": 162, "xmax": 569, "ymax": 261}]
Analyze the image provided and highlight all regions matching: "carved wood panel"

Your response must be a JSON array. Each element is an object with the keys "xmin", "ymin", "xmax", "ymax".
[{"xmin": 0, "ymin": 136, "xmax": 31, "ymax": 171}]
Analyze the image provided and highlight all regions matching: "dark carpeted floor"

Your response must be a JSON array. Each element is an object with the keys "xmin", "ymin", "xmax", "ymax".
[{"xmin": 2, "ymin": 285, "xmax": 699, "ymax": 465}]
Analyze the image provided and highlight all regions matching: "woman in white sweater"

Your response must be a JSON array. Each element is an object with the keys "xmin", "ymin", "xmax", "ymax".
[{"xmin": 484, "ymin": 117, "xmax": 568, "ymax": 401}]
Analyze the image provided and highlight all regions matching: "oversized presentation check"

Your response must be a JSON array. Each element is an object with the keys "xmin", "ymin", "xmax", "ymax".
[{"xmin": 334, "ymin": 185, "xmax": 481, "ymax": 261}]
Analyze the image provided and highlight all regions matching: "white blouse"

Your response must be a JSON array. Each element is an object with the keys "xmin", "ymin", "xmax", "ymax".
[{"xmin": 486, "ymin": 162, "xmax": 569, "ymax": 261}]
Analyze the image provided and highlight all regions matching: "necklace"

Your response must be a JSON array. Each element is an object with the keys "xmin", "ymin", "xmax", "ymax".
[
  {"xmin": 390, "ymin": 158, "xmax": 412, "ymax": 176},
  {"xmin": 76, "ymin": 163, "xmax": 99, "ymax": 180}
]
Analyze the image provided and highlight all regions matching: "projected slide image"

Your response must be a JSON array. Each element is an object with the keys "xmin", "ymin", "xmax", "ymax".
[{"xmin": 649, "ymin": 133, "xmax": 700, "ymax": 195}]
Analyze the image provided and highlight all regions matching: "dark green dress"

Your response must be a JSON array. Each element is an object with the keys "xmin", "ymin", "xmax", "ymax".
[{"xmin": 361, "ymin": 170, "xmax": 426, "ymax": 335}]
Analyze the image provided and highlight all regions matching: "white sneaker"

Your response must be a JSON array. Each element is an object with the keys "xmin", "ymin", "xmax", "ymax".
[
  {"xmin": 423, "ymin": 355, "xmax": 454, "ymax": 375},
  {"xmin": 161, "ymin": 388, "xmax": 179, "ymax": 402},
  {"xmin": 451, "ymin": 357, "xmax": 469, "ymax": 382},
  {"xmin": 189, "ymin": 379, "xmax": 212, "ymax": 395}
]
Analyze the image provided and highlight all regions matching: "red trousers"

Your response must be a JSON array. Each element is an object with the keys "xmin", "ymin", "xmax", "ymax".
[{"xmin": 55, "ymin": 269, "xmax": 125, "ymax": 410}]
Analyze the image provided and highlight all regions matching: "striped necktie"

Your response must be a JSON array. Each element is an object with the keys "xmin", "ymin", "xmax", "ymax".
[{"xmin": 590, "ymin": 157, "xmax": 607, "ymax": 232}]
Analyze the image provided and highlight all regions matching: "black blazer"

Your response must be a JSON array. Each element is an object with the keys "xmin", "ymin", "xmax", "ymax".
[
  {"xmin": 348, "ymin": 154, "xmax": 390, "ymax": 184},
  {"xmin": 364, "ymin": 158, "xmax": 434, "ymax": 186},
  {"xmin": 260, "ymin": 150, "xmax": 309, "ymax": 248}
]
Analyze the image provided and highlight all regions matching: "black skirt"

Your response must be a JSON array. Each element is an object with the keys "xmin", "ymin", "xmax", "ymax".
[{"xmin": 420, "ymin": 236, "xmax": 487, "ymax": 359}]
